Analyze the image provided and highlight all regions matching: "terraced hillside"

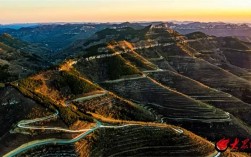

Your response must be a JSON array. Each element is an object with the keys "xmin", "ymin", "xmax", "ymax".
[
  {"xmin": 12, "ymin": 60, "xmax": 155, "ymax": 125},
  {"xmin": 167, "ymin": 56, "xmax": 251, "ymax": 103},
  {"xmin": 0, "ymin": 69, "xmax": 155, "ymax": 156},
  {"xmin": 101, "ymin": 76, "xmax": 251, "ymax": 140},
  {"xmin": 68, "ymin": 23, "xmax": 251, "ymax": 144},
  {"xmin": 1, "ymin": 23, "xmax": 251, "ymax": 156},
  {"xmin": 17, "ymin": 118, "xmax": 246, "ymax": 157},
  {"xmin": 73, "ymin": 42, "xmax": 144, "ymax": 82},
  {"xmin": 0, "ymin": 86, "xmax": 71, "ymax": 156},
  {"xmin": 118, "ymin": 24, "xmax": 251, "ymax": 105},
  {"xmin": 148, "ymin": 70, "xmax": 251, "ymax": 125},
  {"xmin": 184, "ymin": 32, "xmax": 251, "ymax": 77},
  {"xmin": 89, "ymin": 124, "xmax": 217, "ymax": 157},
  {"xmin": 18, "ymin": 145, "xmax": 78, "ymax": 157},
  {"xmin": 73, "ymin": 92, "xmax": 155, "ymax": 122}
]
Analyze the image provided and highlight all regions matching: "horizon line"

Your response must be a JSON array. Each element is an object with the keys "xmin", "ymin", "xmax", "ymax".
[{"xmin": 1, "ymin": 20, "xmax": 251, "ymax": 25}]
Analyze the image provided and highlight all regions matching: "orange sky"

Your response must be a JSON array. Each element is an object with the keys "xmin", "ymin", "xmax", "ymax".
[{"xmin": 0, "ymin": 0, "xmax": 251, "ymax": 24}]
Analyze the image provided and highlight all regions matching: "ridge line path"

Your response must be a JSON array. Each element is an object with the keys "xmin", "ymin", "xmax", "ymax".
[
  {"xmin": 221, "ymin": 48, "xmax": 251, "ymax": 52},
  {"xmin": 102, "ymin": 75, "xmax": 147, "ymax": 83},
  {"xmin": 73, "ymin": 91, "xmax": 108, "ymax": 102}
]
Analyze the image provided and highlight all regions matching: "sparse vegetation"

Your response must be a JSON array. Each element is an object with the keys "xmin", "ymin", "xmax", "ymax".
[
  {"xmin": 13, "ymin": 68, "xmax": 99, "ymax": 126},
  {"xmin": 186, "ymin": 32, "xmax": 208, "ymax": 39},
  {"xmin": 73, "ymin": 94, "xmax": 155, "ymax": 122},
  {"xmin": 219, "ymin": 37, "xmax": 250, "ymax": 50},
  {"xmin": 13, "ymin": 80, "xmax": 86, "ymax": 125},
  {"xmin": 58, "ymin": 107, "xmax": 79, "ymax": 125},
  {"xmin": 88, "ymin": 124, "xmax": 215, "ymax": 157},
  {"xmin": 121, "ymin": 52, "xmax": 156, "ymax": 70},
  {"xmin": 106, "ymin": 55, "xmax": 140, "ymax": 80},
  {"xmin": 13, "ymin": 81, "xmax": 56, "ymax": 111},
  {"xmin": 19, "ymin": 78, "xmax": 43, "ymax": 90},
  {"xmin": 53, "ymin": 71, "xmax": 98, "ymax": 95}
]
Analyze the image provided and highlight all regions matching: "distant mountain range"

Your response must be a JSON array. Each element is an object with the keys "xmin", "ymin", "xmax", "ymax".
[
  {"xmin": 1, "ymin": 21, "xmax": 250, "ymax": 52},
  {"xmin": 167, "ymin": 22, "xmax": 251, "ymax": 37},
  {"xmin": 0, "ymin": 23, "xmax": 39, "ymax": 29}
]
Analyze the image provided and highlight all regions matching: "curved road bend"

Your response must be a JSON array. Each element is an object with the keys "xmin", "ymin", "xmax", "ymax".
[
  {"xmin": 3, "ymin": 121, "xmax": 101, "ymax": 157},
  {"xmin": 3, "ymin": 110, "xmax": 138, "ymax": 157},
  {"xmin": 5, "ymin": 100, "xmax": 219, "ymax": 157},
  {"xmin": 17, "ymin": 110, "xmax": 93, "ymax": 133}
]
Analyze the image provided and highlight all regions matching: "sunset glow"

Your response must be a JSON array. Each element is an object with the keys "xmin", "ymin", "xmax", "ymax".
[{"xmin": 1, "ymin": 0, "xmax": 251, "ymax": 24}]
